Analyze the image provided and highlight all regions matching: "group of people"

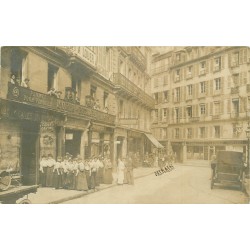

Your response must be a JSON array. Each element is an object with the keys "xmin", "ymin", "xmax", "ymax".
[
  {"xmin": 143, "ymin": 152, "xmax": 176, "ymax": 169},
  {"xmin": 9, "ymin": 74, "xmax": 30, "ymax": 88},
  {"xmin": 39, "ymin": 153, "xmax": 113, "ymax": 191}
]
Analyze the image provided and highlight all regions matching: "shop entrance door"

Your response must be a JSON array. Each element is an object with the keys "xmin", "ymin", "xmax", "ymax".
[
  {"xmin": 65, "ymin": 129, "xmax": 82, "ymax": 158},
  {"xmin": 21, "ymin": 121, "xmax": 39, "ymax": 185}
]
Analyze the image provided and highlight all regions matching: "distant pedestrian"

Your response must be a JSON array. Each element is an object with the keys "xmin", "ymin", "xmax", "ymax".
[
  {"xmin": 126, "ymin": 154, "xmax": 134, "ymax": 185},
  {"xmin": 84, "ymin": 159, "xmax": 91, "ymax": 189},
  {"xmin": 46, "ymin": 154, "xmax": 56, "ymax": 187},
  {"xmin": 75, "ymin": 158, "xmax": 88, "ymax": 191},
  {"xmin": 117, "ymin": 158, "xmax": 125, "ymax": 185}
]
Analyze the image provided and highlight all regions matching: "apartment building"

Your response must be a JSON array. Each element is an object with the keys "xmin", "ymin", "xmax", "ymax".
[
  {"xmin": 151, "ymin": 46, "xmax": 250, "ymax": 162},
  {"xmin": 0, "ymin": 46, "xmax": 157, "ymax": 185}
]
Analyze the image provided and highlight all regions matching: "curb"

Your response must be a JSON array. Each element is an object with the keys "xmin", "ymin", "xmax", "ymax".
[{"xmin": 49, "ymin": 169, "xmax": 156, "ymax": 204}]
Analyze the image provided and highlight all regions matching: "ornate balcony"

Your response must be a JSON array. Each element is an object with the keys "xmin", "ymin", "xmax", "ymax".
[
  {"xmin": 113, "ymin": 73, "xmax": 155, "ymax": 109},
  {"xmin": 61, "ymin": 46, "xmax": 96, "ymax": 69},
  {"xmin": 126, "ymin": 47, "xmax": 146, "ymax": 71},
  {"xmin": 7, "ymin": 83, "xmax": 115, "ymax": 125}
]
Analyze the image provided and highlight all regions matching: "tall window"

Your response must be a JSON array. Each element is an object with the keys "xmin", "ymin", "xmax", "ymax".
[
  {"xmin": 163, "ymin": 91, "xmax": 169, "ymax": 102},
  {"xmin": 187, "ymin": 128, "xmax": 192, "ymax": 139},
  {"xmin": 175, "ymin": 108, "xmax": 179, "ymax": 122},
  {"xmin": 232, "ymin": 99, "xmax": 239, "ymax": 114},
  {"xmin": 187, "ymin": 84, "xmax": 193, "ymax": 96},
  {"xmin": 233, "ymin": 74, "xmax": 239, "ymax": 86},
  {"xmin": 119, "ymin": 100, "xmax": 124, "ymax": 117},
  {"xmin": 90, "ymin": 85, "xmax": 97, "ymax": 98},
  {"xmin": 214, "ymin": 78, "xmax": 221, "ymax": 90},
  {"xmin": 214, "ymin": 126, "xmax": 220, "ymax": 138},
  {"xmin": 187, "ymin": 106, "xmax": 192, "ymax": 118},
  {"xmin": 187, "ymin": 66, "xmax": 192, "ymax": 77},
  {"xmin": 154, "ymin": 93, "xmax": 159, "ymax": 104},
  {"xmin": 163, "ymin": 108, "xmax": 167, "ymax": 119},
  {"xmin": 11, "ymin": 49, "xmax": 27, "ymax": 84},
  {"xmin": 214, "ymin": 102, "xmax": 220, "ymax": 115},
  {"xmin": 48, "ymin": 64, "xmax": 58, "ymax": 91},
  {"xmin": 200, "ymin": 127, "xmax": 205, "ymax": 138},
  {"xmin": 175, "ymin": 69, "xmax": 180, "ymax": 81},
  {"xmin": 104, "ymin": 92, "xmax": 109, "ymax": 108},
  {"xmin": 214, "ymin": 56, "xmax": 221, "ymax": 71},
  {"xmin": 175, "ymin": 87, "xmax": 180, "ymax": 102},
  {"xmin": 232, "ymin": 52, "xmax": 239, "ymax": 66},
  {"xmin": 200, "ymin": 82, "xmax": 206, "ymax": 94},
  {"xmin": 175, "ymin": 128, "xmax": 180, "ymax": 138},
  {"xmin": 200, "ymin": 104, "xmax": 206, "ymax": 115},
  {"xmin": 200, "ymin": 61, "xmax": 206, "ymax": 74}
]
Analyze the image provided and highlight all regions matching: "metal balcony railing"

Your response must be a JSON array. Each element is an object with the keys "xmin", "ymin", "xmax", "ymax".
[
  {"xmin": 113, "ymin": 73, "xmax": 155, "ymax": 108},
  {"xmin": 126, "ymin": 47, "xmax": 146, "ymax": 70},
  {"xmin": 7, "ymin": 83, "xmax": 115, "ymax": 124}
]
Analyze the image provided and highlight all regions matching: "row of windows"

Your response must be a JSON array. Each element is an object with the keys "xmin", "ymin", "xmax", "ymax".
[{"xmin": 154, "ymin": 98, "xmax": 246, "ymax": 120}]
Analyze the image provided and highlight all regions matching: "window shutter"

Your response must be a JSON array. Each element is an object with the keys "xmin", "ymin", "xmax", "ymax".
[
  {"xmin": 183, "ymin": 85, "xmax": 186, "ymax": 100},
  {"xmin": 220, "ymin": 100, "xmax": 224, "ymax": 114},
  {"xmin": 180, "ymin": 86, "xmax": 184, "ymax": 101},
  {"xmin": 210, "ymin": 80, "xmax": 213, "ymax": 96},
  {"xmin": 179, "ymin": 107, "xmax": 182, "ymax": 119},
  {"xmin": 239, "ymin": 49, "xmax": 243, "ymax": 64},
  {"xmin": 193, "ymin": 64, "xmax": 196, "ymax": 77},
  {"xmin": 210, "ymin": 59, "xmax": 214, "ymax": 72},
  {"xmin": 183, "ymin": 128, "xmax": 186, "ymax": 139},
  {"xmin": 206, "ymin": 103, "xmax": 208, "ymax": 116},
  {"xmin": 239, "ymin": 73, "xmax": 243, "ymax": 85},
  {"xmin": 159, "ymin": 108, "xmax": 162, "ymax": 121},
  {"xmin": 221, "ymin": 55, "xmax": 225, "ymax": 69},
  {"xmin": 196, "ymin": 104, "xmax": 199, "ymax": 117},
  {"xmin": 227, "ymin": 99, "xmax": 231, "ymax": 113},
  {"xmin": 221, "ymin": 77, "xmax": 224, "ymax": 91},
  {"xmin": 206, "ymin": 60, "xmax": 209, "ymax": 73},
  {"xmin": 240, "ymin": 97, "xmax": 247, "ymax": 113},
  {"xmin": 172, "ymin": 129, "xmax": 174, "ymax": 139},
  {"xmin": 179, "ymin": 128, "xmax": 182, "ymax": 138},
  {"xmin": 192, "ymin": 105, "xmax": 195, "ymax": 117},
  {"xmin": 183, "ymin": 106, "xmax": 186, "ymax": 119},
  {"xmin": 243, "ymin": 72, "xmax": 247, "ymax": 84},
  {"xmin": 220, "ymin": 125, "xmax": 223, "ymax": 138},
  {"xmin": 205, "ymin": 81, "xmax": 209, "ymax": 95},
  {"xmin": 210, "ymin": 126, "xmax": 213, "ymax": 138},
  {"xmin": 228, "ymin": 75, "xmax": 232, "ymax": 88},
  {"xmin": 210, "ymin": 102, "xmax": 213, "ymax": 115},
  {"xmin": 158, "ymin": 91, "xmax": 162, "ymax": 103},
  {"xmin": 172, "ymin": 107, "xmax": 175, "ymax": 121},
  {"xmin": 195, "ymin": 83, "xmax": 199, "ymax": 98},
  {"xmin": 180, "ymin": 69, "xmax": 183, "ymax": 81}
]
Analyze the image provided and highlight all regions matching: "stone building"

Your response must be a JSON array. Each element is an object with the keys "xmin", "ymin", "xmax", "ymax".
[
  {"xmin": 0, "ymin": 46, "xmax": 159, "ymax": 185},
  {"xmin": 151, "ymin": 46, "xmax": 250, "ymax": 162}
]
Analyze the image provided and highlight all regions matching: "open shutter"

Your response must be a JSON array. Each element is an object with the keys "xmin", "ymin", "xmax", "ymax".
[
  {"xmin": 210, "ymin": 102, "xmax": 213, "ymax": 115},
  {"xmin": 183, "ymin": 106, "xmax": 186, "ymax": 119},
  {"xmin": 221, "ymin": 77, "xmax": 224, "ymax": 91},
  {"xmin": 183, "ymin": 85, "xmax": 186, "ymax": 100},
  {"xmin": 205, "ymin": 81, "xmax": 209, "ymax": 95},
  {"xmin": 227, "ymin": 99, "xmax": 231, "ymax": 113},
  {"xmin": 221, "ymin": 55, "xmax": 225, "ymax": 69},
  {"xmin": 159, "ymin": 108, "xmax": 162, "ymax": 121},
  {"xmin": 210, "ymin": 80, "xmax": 214, "ymax": 96},
  {"xmin": 210, "ymin": 59, "xmax": 214, "ymax": 72},
  {"xmin": 220, "ymin": 100, "xmax": 224, "ymax": 114},
  {"xmin": 196, "ymin": 104, "xmax": 199, "ymax": 117},
  {"xmin": 205, "ymin": 103, "xmax": 209, "ymax": 116},
  {"xmin": 206, "ymin": 60, "xmax": 209, "ymax": 74},
  {"xmin": 158, "ymin": 91, "xmax": 162, "ymax": 103},
  {"xmin": 220, "ymin": 125, "xmax": 223, "ymax": 138},
  {"xmin": 243, "ymin": 72, "xmax": 247, "ymax": 84},
  {"xmin": 210, "ymin": 126, "xmax": 213, "ymax": 138}
]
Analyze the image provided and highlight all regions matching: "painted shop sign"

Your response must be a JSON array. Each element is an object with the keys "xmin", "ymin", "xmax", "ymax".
[
  {"xmin": 7, "ymin": 84, "xmax": 115, "ymax": 124},
  {"xmin": 0, "ymin": 98, "xmax": 64, "ymax": 125}
]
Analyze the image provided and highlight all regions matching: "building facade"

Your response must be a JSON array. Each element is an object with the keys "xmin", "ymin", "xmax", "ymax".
[
  {"xmin": 151, "ymin": 46, "xmax": 250, "ymax": 162},
  {"xmin": 0, "ymin": 46, "xmax": 157, "ymax": 185}
]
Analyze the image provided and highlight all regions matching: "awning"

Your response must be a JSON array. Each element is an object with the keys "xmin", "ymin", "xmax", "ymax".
[{"xmin": 144, "ymin": 133, "xmax": 164, "ymax": 149}]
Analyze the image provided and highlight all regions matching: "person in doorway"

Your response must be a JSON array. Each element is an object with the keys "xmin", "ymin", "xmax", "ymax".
[
  {"xmin": 117, "ymin": 158, "xmax": 125, "ymax": 185},
  {"xmin": 9, "ymin": 74, "xmax": 18, "ymax": 85},
  {"xmin": 46, "ymin": 154, "xmax": 56, "ymax": 187},
  {"xmin": 39, "ymin": 155, "xmax": 48, "ymax": 187}
]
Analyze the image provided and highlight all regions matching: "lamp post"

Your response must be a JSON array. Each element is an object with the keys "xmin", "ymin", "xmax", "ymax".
[{"xmin": 245, "ymin": 122, "xmax": 250, "ymax": 172}]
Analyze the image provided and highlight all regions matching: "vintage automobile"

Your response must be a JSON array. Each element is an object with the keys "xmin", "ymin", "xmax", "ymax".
[{"xmin": 210, "ymin": 150, "xmax": 246, "ymax": 191}]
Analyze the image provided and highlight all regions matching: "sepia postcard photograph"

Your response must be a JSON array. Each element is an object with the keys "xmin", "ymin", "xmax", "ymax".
[{"xmin": 1, "ymin": 46, "xmax": 250, "ymax": 204}]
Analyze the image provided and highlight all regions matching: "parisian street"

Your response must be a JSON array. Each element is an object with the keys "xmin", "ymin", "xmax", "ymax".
[{"xmin": 63, "ymin": 162, "xmax": 249, "ymax": 204}]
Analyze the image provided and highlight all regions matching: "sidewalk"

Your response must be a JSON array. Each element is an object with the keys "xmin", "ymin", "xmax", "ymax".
[{"xmin": 28, "ymin": 167, "xmax": 158, "ymax": 204}]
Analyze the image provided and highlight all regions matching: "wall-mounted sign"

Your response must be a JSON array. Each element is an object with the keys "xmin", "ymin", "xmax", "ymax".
[{"xmin": 66, "ymin": 133, "xmax": 73, "ymax": 140}]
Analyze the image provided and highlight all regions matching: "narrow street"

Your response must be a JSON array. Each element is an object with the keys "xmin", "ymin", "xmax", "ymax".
[{"xmin": 63, "ymin": 163, "xmax": 249, "ymax": 204}]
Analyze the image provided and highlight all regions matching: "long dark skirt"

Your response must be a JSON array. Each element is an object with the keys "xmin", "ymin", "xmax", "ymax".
[
  {"xmin": 95, "ymin": 169, "xmax": 100, "ymax": 186},
  {"xmin": 99, "ymin": 168, "xmax": 104, "ymax": 184},
  {"xmin": 62, "ymin": 172, "xmax": 68, "ymax": 189},
  {"xmin": 53, "ymin": 172, "xmax": 61, "ymax": 189},
  {"xmin": 67, "ymin": 172, "xmax": 75, "ymax": 190},
  {"xmin": 127, "ymin": 169, "xmax": 134, "ymax": 185},
  {"xmin": 39, "ymin": 168, "xmax": 47, "ymax": 187},
  {"xmin": 91, "ymin": 171, "xmax": 96, "ymax": 189},
  {"xmin": 46, "ymin": 167, "xmax": 54, "ymax": 187},
  {"xmin": 103, "ymin": 168, "xmax": 113, "ymax": 184},
  {"xmin": 85, "ymin": 170, "xmax": 91, "ymax": 189},
  {"xmin": 123, "ymin": 168, "xmax": 128, "ymax": 184},
  {"xmin": 76, "ymin": 171, "xmax": 88, "ymax": 191}
]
